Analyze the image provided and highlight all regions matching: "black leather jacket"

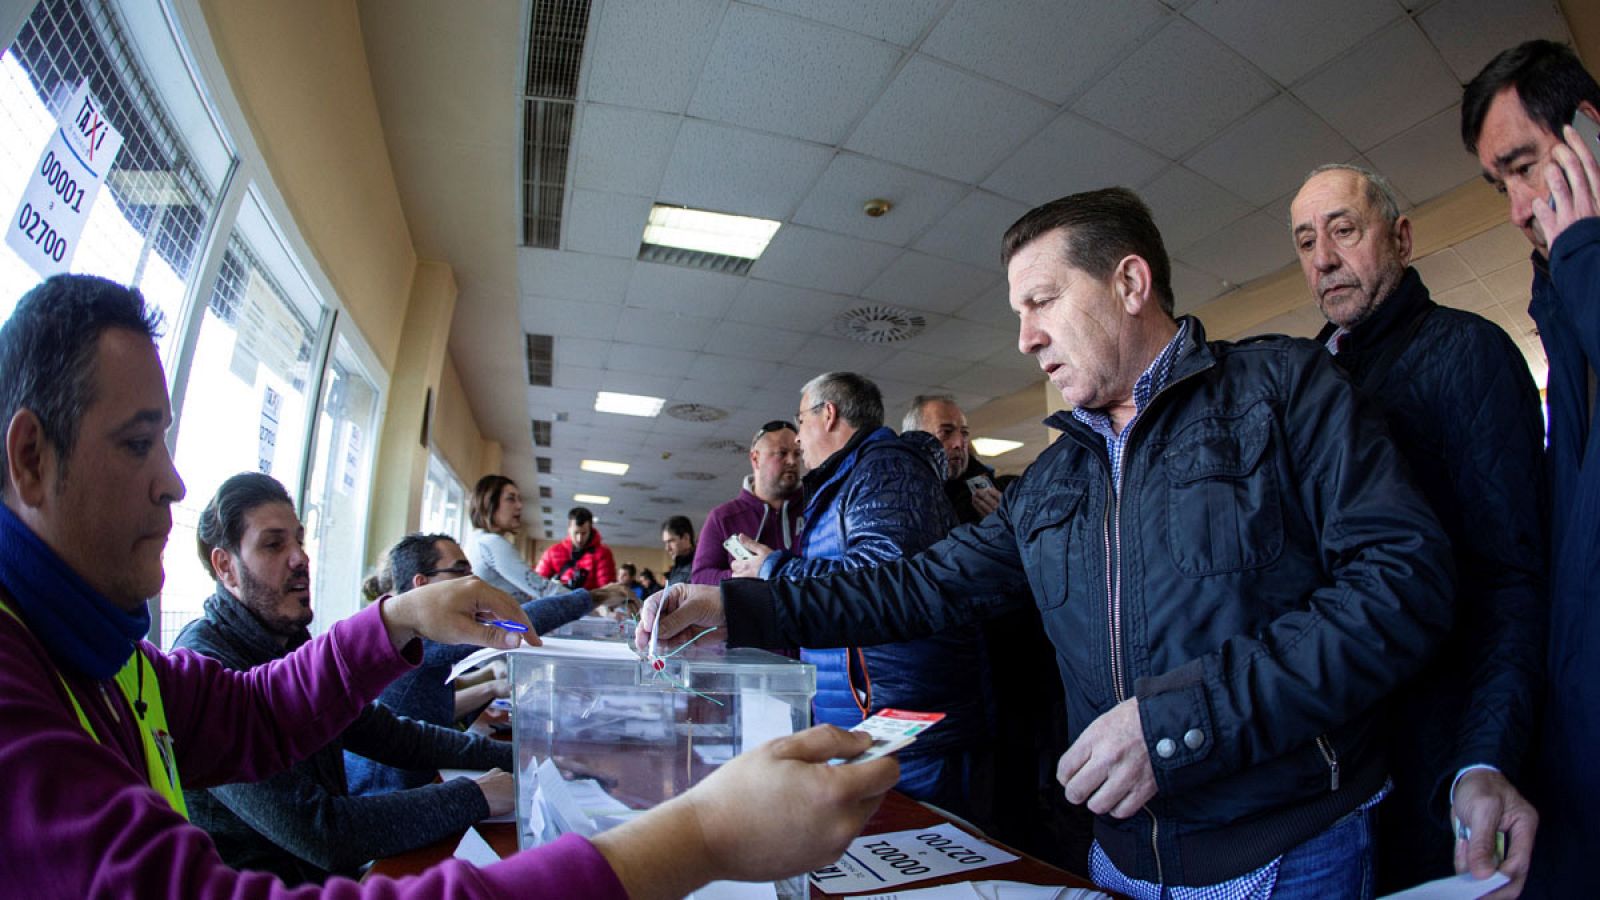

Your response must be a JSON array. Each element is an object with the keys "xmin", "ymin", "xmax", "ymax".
[{"xmin": 723, "ymin": 319, "xmax": 1454, "ymax": 885}]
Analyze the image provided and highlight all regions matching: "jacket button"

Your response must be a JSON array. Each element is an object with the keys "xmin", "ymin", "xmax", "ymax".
[
  {"xmin": 1184, "ymin": 728, "xmax": 1205, "ymax": 749},
  {"xmin": 1155, "ymin": 738, "xmax": 1177, "ymax": 759}
]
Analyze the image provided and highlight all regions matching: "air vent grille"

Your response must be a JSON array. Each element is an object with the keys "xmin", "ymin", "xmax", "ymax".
[
  {"xmin": 539, "ymin": 485, "xmax": 553, "ymax": 499},
  {"xmin": 647, "ymin": 496, "xmax": 684, "ymax": 505},
  {"xmin": 525, "ymin": 0, "xmax": 590, "ymax": 99},
  {"xmin": 619, "ymin": 481, "xmax": 655, "ymax": 490},
  {"xmin": 638, "ymin": 243, "xmax": 754, "ymax": 276},
  {"xmin": 704, "ymin": 438, "xmax": 745, "ymax": 453},
  {"xmin": 833, "ymin": 304, "xmax": 928, "ymax": 344},
  {"xmin": 531, "ymin": 419, "xmax": 552, "ymax": 447},
  {"xmin": 536, "ymin": 456, "xmax": 552, "ymax": 474},
  {"xmin": 526, "ymin": 333, "xmax": 554, "ymax": 386},
  {"xmin": 522, "ymin": 99, "xmax": 573, "ymax": 248},
  {"xmin": 666, "ymin": 403, "xmax": 729, "ymax": 422},
  {"xmin": 674, "ymin": 471, "xmax": 717, "ymax": 482}
]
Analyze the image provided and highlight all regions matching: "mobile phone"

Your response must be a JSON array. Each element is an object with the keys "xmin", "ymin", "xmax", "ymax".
[
  {"xmin": 965, "ymin": 474, "xmax": 994, "ymax": 495},
  {"xmin": 1571, "ymin": 110, "xmax": 1600, "ymax": 166},
  {"xmin": 723, "ymin": 534, "xmax": 756, "ymax": 560}
]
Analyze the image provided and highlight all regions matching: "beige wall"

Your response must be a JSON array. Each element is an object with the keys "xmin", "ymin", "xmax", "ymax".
[
  {"xmin": 434, "ymin": 355, "xmax": 488, "ymax": 483},
  {"xmin": 197, "ymin": 0, "xmax": 415, "ymax": 373}
]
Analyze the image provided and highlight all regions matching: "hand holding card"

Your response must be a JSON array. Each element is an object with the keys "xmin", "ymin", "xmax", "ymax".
[{"xmin": 835, "ymin": 709, "xmax": 946, "ymax": 765}]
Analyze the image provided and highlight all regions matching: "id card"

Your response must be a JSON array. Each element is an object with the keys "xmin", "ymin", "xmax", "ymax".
[{"xmin": 837, "ymin": 709, "xmax": 945, "ymax": 764}]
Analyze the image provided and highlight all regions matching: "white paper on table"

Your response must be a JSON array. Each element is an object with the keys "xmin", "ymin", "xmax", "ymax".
[
  {"xmin": 1377, "ymin": 871, "xmax": 1510, "ymax": 900},
  {"xmin": 810, "ymin": 824, "xmax": 1019, "ymax": 894},
  {"xmin": 848, "ymin": 882, "xmax": 1107, "ymax": 900},
  {"xmin": 444, "ymin": 638, "xmax": 643, "ymax": 684},
  {"xmin": 738, "ymin": 688, "xmax": 793, "ymax": 755},
  {"xmin": 452, "ymin": 827, "xmax": 501, "ymax": 866},
  {"xmin": 687, "ymin": 880, "xmax": 780, "ymax": 900}
]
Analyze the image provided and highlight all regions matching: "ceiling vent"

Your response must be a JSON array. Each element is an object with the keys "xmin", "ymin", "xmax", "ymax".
[
  {"xmin": 704, "ymin": 438, "xmax": 745, "ymax": 453},
  {"xmin": 526, "ymin": 333, "xmax": 554, "ymax": 386},
  {"xmin": 541, "ymin": 505, "xmax": 553, "ymax": 514},
  {"xmin": 539, "ymin": 485, "xmax": 553, "ymax": 499},
  {"xmin": 833, "ymin": 304, "xmax": 927, "ymax": 344},
  {"xmin": 674, "ymin": 471, "xmax": 717, "ymax": 481},
  {"xmin": 520, "ymin": 0, "xmax": 592, "ymax": 248},
  {"xmin": 666, "ymin": 403, "xmax": 728, "ymax": 422},
  {"xmin": 647, "ymin": 496, "xmax": 684, "ymax": 505},
  {"xmin": 619, "ymin": 481, "xmax": 655, "ymax": 490},
  {"xmin": 536, "ymin": 456, "xmax": 553, "ymax": 474},
  {"xmin": 531, "ymin": 419, "xmax": 552, "ymax": 447},
  {"xmin": 637, "ymin": 243, "xmax": 754, "ymax": 276}
]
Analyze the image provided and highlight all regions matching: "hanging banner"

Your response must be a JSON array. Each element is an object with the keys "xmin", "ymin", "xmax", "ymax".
[{"xmin": 6, "ymin": 82, "xmax": 125, "ymax": 277}]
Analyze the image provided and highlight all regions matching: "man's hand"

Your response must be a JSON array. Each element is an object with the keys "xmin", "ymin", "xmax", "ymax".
[
  {"xmin": 729, "ymin": 535, "xmax": 773, "ymax": 579},
  {"xmin": 635, "ymin": 583, "xmax": 728, "ymax": 652},
  {"xmin": 589, "ymin": 583, "xmax": 633, "ymax": 610},
  {"xmin": 1453, "ymin": 768, "xmax": 1538, "ymax": 899},
  {"xmin": 970, "ymin": 485, "xmax": 1002, "ymax": 518},
  {"xmin": 472, "ymin": 768, "xmax": 515, "ymax": 818},
  {"xmin": 589, "ymin": 726, "xmax": 898, "ymax": 900},
  {"xmin": 380, "ymin": 576, "xmax": 534, "ymax": 652},
  {"xmin": 1533, "ymin": 121, "xmax": 1600, "ymax": 249},
  {"xmin": 1057, "ymin": 697, "xmax": 1157, "ymax": 819}
]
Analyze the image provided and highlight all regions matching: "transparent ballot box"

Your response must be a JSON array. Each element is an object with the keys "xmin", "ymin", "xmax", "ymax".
[
  {"xmin": 545, "ymin": 615, "xmax": 632, "ymax": 642},
  {"xmin": 509, "ymin": 638, "xmax": 815, "ymax": 852}
]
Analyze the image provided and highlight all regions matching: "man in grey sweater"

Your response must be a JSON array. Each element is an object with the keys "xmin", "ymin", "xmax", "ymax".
[{"xmin": 175, "ymin": 472, "xmax": 514, "ymax": 885}]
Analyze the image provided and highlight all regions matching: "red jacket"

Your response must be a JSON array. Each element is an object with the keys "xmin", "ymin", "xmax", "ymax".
[{"xmin": 535, "ymin": 529, "xmax": 616, "ymax": 590}]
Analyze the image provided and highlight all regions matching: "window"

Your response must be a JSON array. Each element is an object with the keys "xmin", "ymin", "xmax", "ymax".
[{"xmin": 421, "ymin": 452, "xmax": 468, "ymax": 541}]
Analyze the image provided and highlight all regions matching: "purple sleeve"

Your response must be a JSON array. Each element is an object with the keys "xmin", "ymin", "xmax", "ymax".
[{"xmin": 692, "ymin": 507, "xmax": 733, "ymax": 585}]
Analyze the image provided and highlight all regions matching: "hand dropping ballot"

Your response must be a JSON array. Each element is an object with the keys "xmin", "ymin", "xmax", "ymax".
[{"xmin": 835, "ymin": 709, "xmax": 946, "ymax": 765}]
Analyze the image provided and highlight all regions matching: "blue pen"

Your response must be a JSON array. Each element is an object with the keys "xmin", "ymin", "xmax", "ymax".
[{"xmin": 478, "ymin": 615, "xmax": 529, "ymax": 633}]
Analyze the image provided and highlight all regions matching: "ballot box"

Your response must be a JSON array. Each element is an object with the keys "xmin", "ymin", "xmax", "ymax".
[
  {"xmin": 545, "ymin": 614, "xmax": 633, "ymax": 641},
  {"xmin": 509, "ymin": 637, "xmax": 814, "ymax": 854}
]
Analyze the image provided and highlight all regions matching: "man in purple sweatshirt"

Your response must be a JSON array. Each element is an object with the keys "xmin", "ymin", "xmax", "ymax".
[
  {"xmin": 0, "ymin": 274, "xmax": 897, "ymax": 898},
  {"xmin": 691, "ymin": 419, "xmax": 806, "ymax": 585}
]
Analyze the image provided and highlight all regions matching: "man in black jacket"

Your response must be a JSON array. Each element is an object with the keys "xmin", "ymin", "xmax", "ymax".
[
  {"xmin": 642, "ymin": 187, "xmax": 1455, "ymax": 896},
  {"xmin": 1290, "ymin": 164, "xmax": 1546, "ymax": 897}
]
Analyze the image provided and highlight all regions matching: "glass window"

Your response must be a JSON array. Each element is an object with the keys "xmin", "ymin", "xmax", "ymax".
[
  {"xmin": 0, "ymin": 0, "xmax": 229, "ymax": 364},
  {"xmin": 160, "ymin": 190, "xmax": 322, "ymax": 646},
  {"xmin": 301, "ymin": 331, "xmax": 382, "ymax": 634},
  {"xmin": 421, "ymin": 452, "xmax": 468, "ymax": 542}
]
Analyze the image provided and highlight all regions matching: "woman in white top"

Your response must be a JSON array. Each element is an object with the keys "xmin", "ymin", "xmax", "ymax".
[{"xmin": 466, "ymin": 474, "xmax": 566, "ymax": 600}]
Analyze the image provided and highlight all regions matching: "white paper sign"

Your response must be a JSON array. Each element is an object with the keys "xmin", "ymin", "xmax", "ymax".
[
  {"xmin": 6, "ymin": 82, "xmax": 124, "ymax": 276},
  {"xmin": 810, "ymin": 824, "xmax": 1018, "ymax": 894},
  {"xmin": 338, "ymin": 420, "xmax": 362, "ymax": 495},
  {"xmin": 258, "ymin": 386, "xmax": 282, "ymax": 474}
]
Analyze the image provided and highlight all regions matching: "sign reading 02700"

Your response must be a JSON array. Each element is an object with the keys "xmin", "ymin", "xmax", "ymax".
[{"xmin": 6, "ymin": 81, "xmax": 125, "ymax": 277}]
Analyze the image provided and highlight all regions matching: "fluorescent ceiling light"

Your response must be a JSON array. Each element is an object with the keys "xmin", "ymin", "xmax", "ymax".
[
  {"xmin": 573, "ymin": 493, "xmax": 611, "ymax": 505},
  {"xmin": 581, "ymin": 459, "xmax": 629, "ymax": 476},
  {"xmin": 595, "ymin": 391, "xmax": 665, "ymax": 417},
  {"xmin": 972, "ymin": 437, "xmax": 1024, "ymax": 457},
  {"xmin": 642, "ymin": 205, "xmax": 781, "ymax": 260}
]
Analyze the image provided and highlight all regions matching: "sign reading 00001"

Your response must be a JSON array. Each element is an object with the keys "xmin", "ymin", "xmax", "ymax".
[{"xmin": 6, "ymin": 82, "xmax": 125, "ymax": 277}]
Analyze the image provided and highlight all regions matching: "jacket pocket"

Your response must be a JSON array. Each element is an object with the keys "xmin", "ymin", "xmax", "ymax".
[
  {"xmin": 1163, "ymin": 405, "xmax": 1284, "ymax": 576},
  {"xmin": 1018, "ymin": 483, "xmax": 1087, "ymax": 611}
]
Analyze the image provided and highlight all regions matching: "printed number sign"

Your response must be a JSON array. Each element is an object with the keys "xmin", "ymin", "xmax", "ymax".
[
  {"xmin": 810, "ymin": 824, "xmax": 1018, "ymax": 894},
  {"xmin": 6, "ymin": 82, "xmax": 124, "ymax": 276}
]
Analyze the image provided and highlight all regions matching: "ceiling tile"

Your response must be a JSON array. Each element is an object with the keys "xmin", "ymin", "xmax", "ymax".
[
  {"xmin": 1170, "ymin": 260, "xmax": 1230, "ymax": 313},
  {"xmin": 741, "ymin": 0, "xmax": 945, "ymax": 46},
  {"xmin": 572, "ymin": 105, "xmax": 680, "ymax": 197},
  {"xmin": 761, "ymin": 363, "xmax": 819, "ymax": 394},
  {"xmin": 954, "ymin": 364, "xmax": 1044, "ymax": 397},
  {"xmin": 981, "ymin": 341, "xmax": 1038, "ymax": 375},
  {"xmin": 1073, "ymin": 18, "xmax": 1277, "ymax": 158},
  {"xmin": 1140, "ymin": 166, "xmax": 1252, "ymax": 249},
  {"xmin": 913, "ymin": 190, "xmax": 1031, "ymax": 271},
  {"xmin": 605, "ymin": 342, "xmax": 699, "ymax": 378},
  {"xmin": 1456, "ymin": 222, "xmax": 1532, "ymax": 277},
  {"xmin": 728, "ymin": 280, "xmax": 854, "ymax": 332},
  {"xmin": 983, "ymin": 112, "xmax": 1169, "ymax": 206},
  {"xmin": 1184, "ymin": 0, "xmax": 1401, "ymax": 85},
  {"xmin": 1292, "ymin": 20, "xmax": 1459, "ymax": 151},
  {"xmin": 1481, "ymin": 260, "xmax": 1534, "ymax": 306},
  {"xmin": 1365, "ymin": 105, "xmax": 1482, "ymax": 206},
  {"xmin": 689, "ymin": 5, "xmax": 903, "ymax": 144},
  {"xmin": 1418, "ymin": 0, "xmax": 1571, "ymax": 83},
  {"xmin": 625, "ymin": 262, "xmax": 744, "ymax": 317},
  {"xmin": 1174, "ymin": 211, "xmax": 1296, "ymax": 285},
  {"xmin": 675, "ymin": 377, "xmax": 768, "ymax": 410},
  {"xmin": 548, "ymin": 364, "xmax": 606, "ymax": 393},
  {"xmin": 685, "ymin": 350, "xmax": 783, "ymax": 383},
  {"xmin": 793, "ymin": 154, "xmax": 967, "ymax": 246},
  {"xmin": 521, "ymin": 295, "xmax": 623, "ymax": 340},
  {"xmin": 1411, "ymin": 248, "xmax": 1477, "ymax": 295},
  {"xmin": 1187, "ymin": 95, "xmax": 1358, "ymax": 206},
  {"xmin": 609, "ymin": 308, "xmax": 715, "ymax": 352},
  {"xmin": 1232, "ymin": 303, "xmax": 1327, "ymax": 340},
  {"xmin": 862, "ymin": 252, "xmax": 999, "ymax": 315},
  {"xmin": 874, "ymin": 349, "xmax": 959, "ymax": 385},
  {"xmin": 786, "ymin": 334, "xmax": 875, "ymax": 369},
  {"xmin": 702, "ymin": 320, "xmax": 812, "ymax": 362},
  {"xmin": 582, "ymin": 0, "xmax": 727, "ymax": 113},
  {"xmin": 600, "ymin": 369, "xmax": 678, "ymax": 397},
  {"xmin": 554, "ymin": 336, "xmax": 613, "ymax": 369},
  {"xmin": 955, "ymin": 282, "xmax": 1018, "ymax": 328},
  {"xmin": 920, "ymin": 0, "xmax": 1168, "ymax": 103},
  {"xmin": 1435, "ymin": 280, "xmax": 1496, "ymax": 313},
  {"xmin": 659, "ymin": 120, "xmax": 835, "ymax": 221},
  {"xmin": 564, "ymin": 190, "xmax": 652, "ymax": 258},
  {"xmin": 750, "ymin": 225, "xmax": 903, "ymax": 294},
  {"xmin": 518, "ymin": 249, "xmax": 634, "ymax": 304},
  {"xmin": 844, "ymin": 56, "xmax": 1057, "ymax": 183},
  {"xmin": 905, "ymin": 318, "xmax": 1015, "ymax": 363}
]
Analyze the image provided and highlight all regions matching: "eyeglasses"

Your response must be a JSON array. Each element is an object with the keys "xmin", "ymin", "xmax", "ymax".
[
  {"xmin": 794, "ymin": 402, "xmax": 825, "ymax": 427},
  {"xmin": 750, "ymin": 419, "xmax": 797, "ymax": 448},
  {"xmin": 421, "ymin": 560, "xmax": 473, "ymax": 578}
]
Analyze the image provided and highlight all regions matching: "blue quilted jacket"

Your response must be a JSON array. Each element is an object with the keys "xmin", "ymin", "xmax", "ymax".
[{"xmin": 761, "ymin": 425, "xmax": 988, "ymax": 756}]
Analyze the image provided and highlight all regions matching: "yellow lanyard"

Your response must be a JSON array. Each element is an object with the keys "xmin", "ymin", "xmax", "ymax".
[{"xmin": 0, "ymin": 598, "xmax": 188, "ymax": 818}]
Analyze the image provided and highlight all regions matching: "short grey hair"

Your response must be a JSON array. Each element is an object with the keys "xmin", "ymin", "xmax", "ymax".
[
  {"xmin": 800, "ymin": 372, "xmax": 883, "ymax": 432},
  {"xmin": 1300, "ymin": 163, "xmax": 1401, "ymax": 227},
  {"xmin": 902, "ymin": 394, "xmax": 957, "ymax": 433}
]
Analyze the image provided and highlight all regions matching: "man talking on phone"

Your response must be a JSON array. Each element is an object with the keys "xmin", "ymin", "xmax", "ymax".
[{"xmin": 1463, "ymin": 39, "xmax": 1600, "ymax": 897}]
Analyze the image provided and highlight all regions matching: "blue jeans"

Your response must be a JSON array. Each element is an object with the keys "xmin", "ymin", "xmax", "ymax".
[{"xmin": 1271, "ymin": 804, "xmax": 1376, "ymax": 899}]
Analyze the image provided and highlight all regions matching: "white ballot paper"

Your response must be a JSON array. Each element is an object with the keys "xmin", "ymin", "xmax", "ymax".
[
  {"xmin": 846, "ymin": 883, "xmax": 1108, "ymax": 900},
  {"xmin": 444, "ymin": 637, "xmax": 641, "ymax": 684},
  {"xmin": 810, "ymin": 823, "xmax": 1018, "ymax": 894},
  {"xmin": 1377, "ymin": 871, "xmax": 1510, "ymax": 900},
  {"xmin": 452, "ymin": 826, "xmax": 501, "ymax": 867}
]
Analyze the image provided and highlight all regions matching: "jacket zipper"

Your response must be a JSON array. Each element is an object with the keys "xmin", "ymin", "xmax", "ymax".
[
  {"xmin": 1102, "ymin": 475, "xmax": 1123, "ymax": 703},
  {"xmin": 1147, "ymin": 808, "xmax": 1164, "ymax": 885},
  {"xmin": 1315, "ymin": 734, "xmax": 1341, "ymax": 792}
]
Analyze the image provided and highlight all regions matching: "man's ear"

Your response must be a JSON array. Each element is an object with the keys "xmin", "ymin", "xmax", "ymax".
[
  {"xmin": 211, "ymin": 546, "xmax": 240, "ymax": 594},
  {"xmin": 5, "ymin": 409, "xmax": 51, "ymax": 508},
  {"xmin": 412, "ymin": 573, "xmax": 428, "ymax": 591},
  {"xmin": 1114, "ymin": 254, "xmax": 1156, "ymax": 316},
  {"xmin": 1392, "ymin": 214, "xmax": 1414, "ymax": 267},
  {"xmin": 1580, "ymin": 100, "xmax": 1600, "ymax": 128}
]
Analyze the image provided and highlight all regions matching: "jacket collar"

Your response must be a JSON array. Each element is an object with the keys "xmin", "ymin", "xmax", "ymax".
[
  {"xmin": 1312, "ymin": 266, "xmax": 1431, "ymax": 352},
  {"xmin": 202, "ymin": 587, "xmax": 311, "ymax": 666},
  {"xmin": 1042, "ymin": 315, "xmax": 1217, "ymax": 434}
]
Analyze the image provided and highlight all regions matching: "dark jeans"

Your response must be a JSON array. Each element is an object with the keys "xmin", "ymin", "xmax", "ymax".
[{"xmin": 1271, "ymin": 803, "xmax": 1377, "ymax": 899}]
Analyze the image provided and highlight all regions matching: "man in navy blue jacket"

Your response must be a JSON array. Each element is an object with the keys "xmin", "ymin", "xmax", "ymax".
[{"xmin": 1463, "ymin": 40, "xmax": 1600, "ymax": 898}]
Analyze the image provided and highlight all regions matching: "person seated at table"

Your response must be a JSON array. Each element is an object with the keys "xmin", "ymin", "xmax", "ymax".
[
  {"xmin": 175, "ymin": 474, "xmax": 520, "ymax": 884},
  {"xmin": 346, "ymin": 531, "xmax": 629, "ymax": 795},
  {"xmin": 465, "ymin": 474, "xmax": 574, "ymax": 599}
]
